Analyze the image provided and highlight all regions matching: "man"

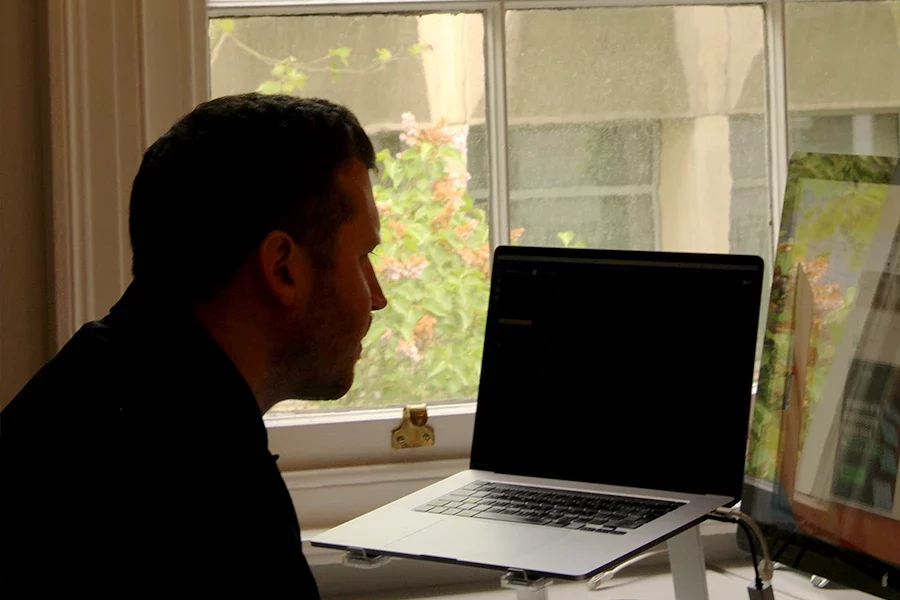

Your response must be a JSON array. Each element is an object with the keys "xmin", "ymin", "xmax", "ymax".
[{"xmin": 0, "ymin": 94, "xmax": 386, "ymax": 596}]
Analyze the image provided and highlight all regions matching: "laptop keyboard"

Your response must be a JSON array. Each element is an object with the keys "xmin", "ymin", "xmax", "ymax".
[{"xmin": 414, "ymin": 481, "xmax": 683, "ymax": 535}]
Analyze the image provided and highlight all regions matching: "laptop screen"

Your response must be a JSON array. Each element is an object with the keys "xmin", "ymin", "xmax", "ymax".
[{"xmin": 471, "ymin": 246, "xmax": 764, "ymax": 500}]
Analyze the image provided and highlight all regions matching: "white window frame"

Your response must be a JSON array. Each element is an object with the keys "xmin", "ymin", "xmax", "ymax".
[{"xmin": 48, "ymin": 0, "xmax": 788, "ymax": 533}]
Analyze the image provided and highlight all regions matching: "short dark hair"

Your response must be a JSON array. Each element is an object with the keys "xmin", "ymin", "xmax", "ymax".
[{"xmin": 129, "ymin": 93, "xmax": 376, "ymax": 299}]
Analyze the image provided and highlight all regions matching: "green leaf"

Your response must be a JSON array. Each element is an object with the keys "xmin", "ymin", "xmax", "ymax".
[
  {"xmin": 407, "ymin": 43, "xmax": 431, "ymax": 56},
  {"xmin": 557, "ymin": 230, "xmax": 575, "ymax": 247},
  {"xmin": 255, "ymin": 80, "xmax": 281, "ymax": 95},
  {"xmin": 399, "ymin": 313, "xmax": 419, "ymax": 341},
  {"xmin": 272, "ymin": 64, "xmax": 287, "ymax": 78},
  {"xmin": 376, "ymin": 48, "xmax": 392, "ymax": 62},
  {"xmin": 457, "ymin": 308, "xmax": 473, "ymax": 331},
  {"xmin": 290, "ymin": 71, "xmax": 308, "ymax": 89},
  {"xmin": 328, "ymin": 46, "xmax": 352, "ymax": 66},
  {"xmin": 281, "ymin": 82, "xmax": 295, "ymax": 93},
  {"xmin": 218, "ymin": 19, "xmax": 235, "ymax": 34},
  {"xmin": 330, "ymin": 62, "xmax": 339, "ymax": 83},
  {"xmin": 428, "ymin": 362, "xmax": 449, "ymax": 378},
  {"xmin": 441, "ymin": 146, "xmax": 464, "ymax": 163}
]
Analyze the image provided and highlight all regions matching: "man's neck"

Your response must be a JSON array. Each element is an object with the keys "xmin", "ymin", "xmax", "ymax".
[{"xmin": 193, "ymin": 298, "xmax": 271, "ymax": 415}]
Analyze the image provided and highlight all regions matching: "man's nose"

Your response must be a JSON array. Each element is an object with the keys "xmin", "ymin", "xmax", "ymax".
[{"xmin": 371, "ymin": 277, "xmax": 387, "ymax": 311}]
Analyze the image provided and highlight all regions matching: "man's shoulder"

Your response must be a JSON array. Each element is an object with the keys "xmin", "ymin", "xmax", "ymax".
[{"xmin": 2, "ymin": 317, "xmax": 163, "ymax": 433}]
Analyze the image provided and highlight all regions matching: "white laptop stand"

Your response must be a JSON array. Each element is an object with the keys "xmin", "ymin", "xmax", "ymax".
[{"xmin": 342, "ymin": 525, "xmax": 710, "ymax": 600}]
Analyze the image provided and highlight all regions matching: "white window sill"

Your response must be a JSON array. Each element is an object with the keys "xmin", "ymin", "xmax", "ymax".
[{"xmin": 268, "ymin": 402, "xmax": 476, "ymax": 472}]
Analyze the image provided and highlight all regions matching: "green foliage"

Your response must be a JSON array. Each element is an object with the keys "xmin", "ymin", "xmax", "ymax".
[
  {"xmin": 340, "ymin": 116, "xmax": 491, "ymax": 406},
  {"xmin": 407, "ymin": 43, "xmax": 432, "ymax": 56},
  {"xmin": 328, "ymin": 46, "xmax": 352, "ymax": 66},
  {"xmin": 556, "ymin": 230, "xmax": 586, "ymax": 248},
  {"xmin": 211, "ymin": 18, "xmax": 434, "ymax": 97}
]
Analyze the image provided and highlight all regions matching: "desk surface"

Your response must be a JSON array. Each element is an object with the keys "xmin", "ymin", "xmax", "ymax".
[{"xmin": 334, "ymin": 561, "xmax": 880, "ymax": 600}]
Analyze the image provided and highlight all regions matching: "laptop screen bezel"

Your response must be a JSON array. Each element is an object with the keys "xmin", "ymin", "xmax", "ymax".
[{"xmin": 469, "ymin": 245, "xmax": 764, "ymax": 499}]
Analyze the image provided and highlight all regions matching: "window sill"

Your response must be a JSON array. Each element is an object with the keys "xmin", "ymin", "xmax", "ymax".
[{"xmin": 268, "ymin": 401, "xmax": 476, "ymax": 471}]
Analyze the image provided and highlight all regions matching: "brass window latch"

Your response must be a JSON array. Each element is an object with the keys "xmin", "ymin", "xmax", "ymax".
[{"xmin": 392, "ymin": 403, "xmax": 435, "ymax": 449}]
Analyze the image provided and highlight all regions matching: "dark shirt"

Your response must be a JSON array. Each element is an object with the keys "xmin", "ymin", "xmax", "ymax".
[{"xmin": 0, "ymin": 282, "xmax": 319, "ymax": 597}]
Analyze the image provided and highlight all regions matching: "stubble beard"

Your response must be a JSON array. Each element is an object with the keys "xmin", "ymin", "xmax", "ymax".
[{"xmin": 265, "ymin": 274, "xmax": 357, "ymax": 403}]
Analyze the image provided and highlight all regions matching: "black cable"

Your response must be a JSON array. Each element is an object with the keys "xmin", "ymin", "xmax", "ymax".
[{"xmin": 709, "ymin": 513, "xmax": 763, "ymax": 590}]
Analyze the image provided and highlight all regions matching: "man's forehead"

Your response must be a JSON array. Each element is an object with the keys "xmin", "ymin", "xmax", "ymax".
[{"xmin": 336, "ymin": 160, "xmax": 380, "ymax": 237}]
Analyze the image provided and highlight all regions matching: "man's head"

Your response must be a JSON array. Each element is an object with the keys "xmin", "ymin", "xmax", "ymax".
[{"xmin": 129, "ymin": 94, "xmax": 387, "ymax": 405}]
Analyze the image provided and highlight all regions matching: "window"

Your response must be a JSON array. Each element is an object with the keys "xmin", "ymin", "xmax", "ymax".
[
  {"xmin": 211, "ymin": 13, "xmax": 490, "ymax": 413},
  {"xmin": 786, "ymin": 1, "xmax": 900, "ymax": 158},
  {"xmin": 209, "ymin": 1, "xmax": 775, "ymax": 419}
]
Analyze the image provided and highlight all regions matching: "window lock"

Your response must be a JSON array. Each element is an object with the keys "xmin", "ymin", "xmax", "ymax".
[{"xmin": 392, "ymin": 403, "xmax": 435, "ymax": 449}]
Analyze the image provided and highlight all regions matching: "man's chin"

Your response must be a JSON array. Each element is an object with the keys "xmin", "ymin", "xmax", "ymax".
[{"xmin": 290, "ymin": 372, "xmax": 354, "ymax": 402}]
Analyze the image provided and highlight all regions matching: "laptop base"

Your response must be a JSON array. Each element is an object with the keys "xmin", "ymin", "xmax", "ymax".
[{"xmin": 339, "ymin": 524, "xmax": 711, "ymax": 600}]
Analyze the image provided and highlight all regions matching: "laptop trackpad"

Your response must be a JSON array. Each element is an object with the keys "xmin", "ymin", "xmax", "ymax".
[{"xmin": 385, "ymin": 518, "xmax": 568, "ymax": 560}]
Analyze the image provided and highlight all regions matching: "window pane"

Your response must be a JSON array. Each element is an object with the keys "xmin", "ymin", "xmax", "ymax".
[
  {"xmin": 209, "ymin": 14, "xmax": 488, "ymax": 412},
  {"xmin": 506, "ymin": 6, "xmax": 770, "ymax": 264},
  {"xmin": 787, "ymin": 1, "xmax": 900, "ymax": 157}
]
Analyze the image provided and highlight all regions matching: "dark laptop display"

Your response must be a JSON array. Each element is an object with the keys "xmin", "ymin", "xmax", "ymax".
[{"xmin": 471, "ymin": 246, "xmax": 764, "ymax": 500}]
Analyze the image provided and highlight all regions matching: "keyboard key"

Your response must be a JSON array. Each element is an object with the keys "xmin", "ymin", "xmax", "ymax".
[
  {"xmin": 443, "ymin": 508, "xmax": 462, "ymax": 515},
  {"xmin": 547, "ymin": 521, "xmax": 568, "ymax": 527},
  {"xmin": 457, "ymin": 510, "xmax": 479, "ymax": 517},
  {"xmin": 414, "ymin": 505, "xmax": 431, "ymax": 512},
  {"xmin": 565, "ymin": 523, "xmax": 585, "ymax": 530},
  {"xmin": 430, "ymin": 483, "xmax": 684, "ymax": 528},
  {"xmin": 442, "ymin": 492, "xmax": 471, "ymax": 500},
  {"xmin": 473, "ymin": 512, "xmax": 551, "ymax": 526},
  {"xmin": 428, "ymin": 506, "xmax": 448, "ymax": 514}
]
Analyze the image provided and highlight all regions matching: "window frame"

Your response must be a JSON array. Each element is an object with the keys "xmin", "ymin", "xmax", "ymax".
[
  {"xmin": 49, "ymin": 0, "xmax": 788, "ymax": 531},
  {"xmin": 206, "ymin": 0, "xmax": 787, "ymax": 475}
]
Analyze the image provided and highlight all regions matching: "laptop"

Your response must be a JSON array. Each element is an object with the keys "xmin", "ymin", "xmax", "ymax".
[{"xmin": 311, "ymin": 245, "xmax": 764, "ymax": 580}]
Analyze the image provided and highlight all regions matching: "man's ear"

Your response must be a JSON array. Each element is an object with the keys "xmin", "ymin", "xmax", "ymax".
[{"xmin": 257, "ymin": 230, "xmax": 314, "ymax": 308}]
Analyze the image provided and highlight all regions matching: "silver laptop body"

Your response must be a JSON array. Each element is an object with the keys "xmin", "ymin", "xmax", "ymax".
[{"xmin": 312, "ymin": 246, "xmax": 764, "ymax": 580}]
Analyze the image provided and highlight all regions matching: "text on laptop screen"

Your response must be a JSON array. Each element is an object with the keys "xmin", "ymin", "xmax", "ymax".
[{"xmin": 471, "ymin": 249, "xmax": 763, "ymax": 500}]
